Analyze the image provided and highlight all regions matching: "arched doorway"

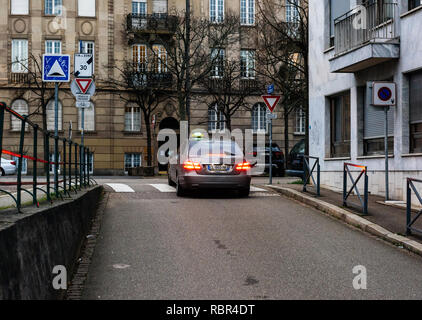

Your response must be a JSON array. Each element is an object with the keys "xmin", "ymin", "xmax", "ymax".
[{"xmin": 158, "ymin": 117, "xmax": 179, "ymax": 172}]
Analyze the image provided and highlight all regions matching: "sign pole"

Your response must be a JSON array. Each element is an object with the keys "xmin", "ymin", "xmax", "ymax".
[
  {"xmin": 81, "ymin": 108, "xmax": 85, "ymax": 177},
  {"xmin": 54, "ymin": 82, "xmax": 59, "ymax": 196},
  {"xmin": 385, "ymin": 106, "xmax": 389, "ymax": 201},
  {"xmin": 269, "ymin": 119, "xmax": 273, "ymax": 185}
]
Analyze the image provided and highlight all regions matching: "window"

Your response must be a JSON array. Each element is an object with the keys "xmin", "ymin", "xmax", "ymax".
[
  {"xmin": 133, "ymin": 45, "xmax": 147, "ymax": 72},
  {"xmin": 409, "ymin": 0, "xmax": 422, "ymax": 10},
  {"xmin": 11, "ymin": 99, "xmax": 29, "ymax": 131},
  {"xmin": 125, "ymin": 104, "xmax": 141, "ymax": 132},
  {"xmin": 45, "ymin": 0, "xmax": 62, "ymax": 15},
  {"xmin": 152, "ymin": 45, "xmax": 167, "ymax": 73},
  {"xmin": 240, "ymin": 0, "xmax": 255, "ymax": 25},
  {"xmin": 210, "ymin": 0, "xmax": 224, "ymax": 23},
  {"xmin": 47, "ymin": 100, "xmax": 63, "ymax": 131},
  {"xmin": 211, "ymin": 48, "xmax": 225, "ymax": 78},
  {"xmin": 11, "ymin": 0, "xmax": 29, "ymax": 15},
  {"xmin": 11, "ymin": 39, "xmax": 28, "ymax": 73},
  {"xmin": 78, "ymin": 103, "xmax": 95, "ymax": 132},
  {"xmin": 12, "ymin": 156, "xmax": 27, "ymax": 175},
  {"xmin": 208, "ymin": 105, "xmax": 226, "ymax": 132},
  {"xmin": 240, "ymin": 50, "xmax": 255, "ymax": 79},
  {"xmin": 295, "ymin": 107, "xmax": 305, "ymax": 135},
  {"xmin": 329, "ymin": 0, "xmax": 350, "ymax": 46},
  {"xmin": 79, "ymin": 41, "xmax": 94, "ymax": 55},
  {"xmin": 125, "ymin": 153, "xmax": 141, "ymax": 173},
  {"xmin": 85, "ymin": 153, "xmax": 94, "ymax": 174},
  {"xmin": 49, "ymin": 153, "xmax": 61, "ymax": 174},
  {"xmin": 286, "ymin": 0, "xmax": 299, "ymax": 22},
  {"xmin": 252, "ymin": 103, "xmax": 267, "ymax": 133},
  {"xmin": 153, "ymin": 0, "xmax": 167, "ymax": 15},
  {"xmin": 410, "ymin": 70, "xmax": 422, "ymax": 153},
  {"xmin": 45, "ymin": 40, "xmax": 62, "ymax": 54},
  {"xmin": 78, "ymin": 0, "xmax": 95, "ymax": 17},
  {"xmin": 133, "ymin": 0, "xmax": 147, "ymax": 15},
  {"xmin": 330, "ymin": 92, "xmax": 350, "ymax": 158},
  {"xmin": 363, "ymin": 82, "xmax": 394, "ymax": 155}
]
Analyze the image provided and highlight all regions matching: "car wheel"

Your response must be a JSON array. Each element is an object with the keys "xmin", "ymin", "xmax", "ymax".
[
  {"xmin": 168, "ymin": 171, "xmax": 176, "ymax": 187},
  {"xmin": 176, "ymin": 177, "xmax": 185, "ymax": 197},
  {"xmin": 239, "ymin": 186, "xmax": 250, "ymax": 198},
  {"xmin": 0, "ymin": 168, "xmax": 4, "ymax": 176}
]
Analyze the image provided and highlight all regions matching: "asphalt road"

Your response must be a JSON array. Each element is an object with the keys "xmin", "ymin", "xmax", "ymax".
[{"xmin": 82, "ymin": 177, "xmax": 422, "ymax": 300}]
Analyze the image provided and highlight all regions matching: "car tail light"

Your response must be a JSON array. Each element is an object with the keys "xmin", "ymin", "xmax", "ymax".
[
  {"xmin": 274, "ymin": 151, "xmax": 283, "ymax": 159},
  {"xmin": 247, "ymin": 152, "xmax": 257, "ymax": 157},
  {"xmin": 235, "ymin": 162, "xmax": 251, "ymax": 171},
  {"xmin": 11, "ymin": 161, "xmax": 16, "ymax": 166},
  {"xmin": 183, "ymin": 160, "xmax": 201, "ymax": 171}
]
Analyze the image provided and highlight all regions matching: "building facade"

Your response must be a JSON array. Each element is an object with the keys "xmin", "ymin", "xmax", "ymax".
[
  {"xmin": 309, "ymin": 0, "xmax": 422, "ymax": 202},
  {"xmin": 0, "ymin": 0, "xmax": 305, "ymax": 175}
]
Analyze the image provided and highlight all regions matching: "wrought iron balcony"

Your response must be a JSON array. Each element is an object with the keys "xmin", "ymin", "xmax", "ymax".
[
  {"xmin": 9, "ymin": 72, "xmax": 30, "ymax": 84},
  {"xmin": 127, "ymin": 14, "xmax": 178, "ymax": 34},
  {"xmin": 334, "ymin": 1, "xmax": 399, "ymax": 56},
  {"xmin": 130, "ymin": 71, "xmax": 173, "ymax": 88}
]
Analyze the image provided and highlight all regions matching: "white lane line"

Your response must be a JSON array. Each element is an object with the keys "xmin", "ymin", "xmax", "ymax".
[
  {"xmin": 149, "ymin": 184, "xmax": 176, "ymax": 192},
  {"xmin": 106, "ymin": 183, "xmax": 135, "ymax": 193},
  {"xmin": 250, "ymin": 186, "xmax": 267, "ymax": 192}
]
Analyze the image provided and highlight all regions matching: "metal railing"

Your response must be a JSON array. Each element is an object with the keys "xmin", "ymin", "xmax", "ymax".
[
  {"xmin": 343, "ymin": 163, "xmax": 369, "ymax": 215},
  {"xmin": 127, "ymin": 13, "xmax": 178, "ymax": 33},
  {"xmin": 334, "ymin": 1, "xmax": 398, "ymax": 56},
  {"xmin": 0, "ymin": 102, "xmax": 96, "ymax": 213},
  {"xmin": 406, "ymin": 178, "xmax": 422, "ymax": 236},
  {"xmin": 302, "ymin": 156, "xmax": 320, "ymax": 197}
]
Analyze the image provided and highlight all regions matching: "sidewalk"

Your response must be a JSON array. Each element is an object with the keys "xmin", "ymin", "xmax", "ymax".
[{"xmin": 274, "ymin": 181, "xmax": 422, "ymax": 245}]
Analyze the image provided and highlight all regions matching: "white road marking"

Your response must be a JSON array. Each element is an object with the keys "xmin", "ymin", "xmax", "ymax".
[
  {"xmin": 149, "ymin": 184, "xmax": 177, "ymax": 192},
  {"xmin": 106, "ymin": 183, "xmax": 135, "ymax": 193},
  {"xmin": 250, "ymin": 186, "xmax": 267, "ymax": 192}
]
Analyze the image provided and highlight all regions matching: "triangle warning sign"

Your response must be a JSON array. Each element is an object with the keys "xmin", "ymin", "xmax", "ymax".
[
  {"xmin": 47, "ymin": 60, "xmax": 66, "ymax": 77},
  {"xmin": 262, "ymin": 95, "xmax": 281, "ymax": 113},
  {"xmin": 75, "ymin": 78, "xmax": 93, "ymax": 94}
]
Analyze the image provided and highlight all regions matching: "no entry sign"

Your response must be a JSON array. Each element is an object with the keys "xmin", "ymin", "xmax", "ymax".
[{"xmin": 373, "ymin": 82, "xmax": 396, "ymax": 106}]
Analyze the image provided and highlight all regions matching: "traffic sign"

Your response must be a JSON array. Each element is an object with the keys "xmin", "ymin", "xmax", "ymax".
[
  {"xmin": 267, "ymin": 84, "xmax": 274, "ymax": 94},
  {"xmin": 71, "ymin": 79, "xmax": 96, "ymax": 96},
  {"xmin": 75, "ymin": 78, "xmax": 93, "ymax": 94},
  {"xmin": 373, "ymin": 82, "xmax": 396, "ymax": 106},
  {"xmin": 74, "ymin": 54, "xmax": 93, "ymax": 78},
  {"xmin": 42, "ymin": 54, "xmax": 70, "ymax": 82},
  {"xmin": 262, "ymin": 95, "xmax": 281, "ymax": 113},
  {"xmin": 76, "ymin": 101, "xmax": 91, "ymax": 109},
  {"xmin": 76, "ymin": 94, "xmax": 91, "ymax": 102}
]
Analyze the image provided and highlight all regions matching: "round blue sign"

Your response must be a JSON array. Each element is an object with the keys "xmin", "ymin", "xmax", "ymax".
[{"xmin": 378, "ymin": 87, "xmax": 392, "ymax": 102}]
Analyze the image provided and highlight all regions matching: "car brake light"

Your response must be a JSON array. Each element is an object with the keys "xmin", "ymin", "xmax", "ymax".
[
  {"xmin": 274, "ymin": 152, "xmax": 283, "ymax": 158},
  {"xmin": 183, "ymin": 160, "xmax": 201, "ymax": 170},
  {"xmin": 235, "ymin": 162, "xmax": 251, "ymax": 171},
  {"xmin": 11, "ymin": 161, "xmax": 16, "ymax": 166}
]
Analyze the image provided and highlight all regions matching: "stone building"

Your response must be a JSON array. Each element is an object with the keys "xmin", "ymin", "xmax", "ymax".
[
  {"xmin": 309, "ymin": 0, "xmax": 422, "ymax": 202},
  {"xmin": 0, "ymin": 0, "xmax": 305, "ymax": 175}
]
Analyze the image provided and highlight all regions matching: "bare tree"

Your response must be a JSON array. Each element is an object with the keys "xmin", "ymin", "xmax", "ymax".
[
  {"xmin": 256, "ymin": 0, "xmax": 309, "ymax": 157},
  {"xmin": 197, "ymin": 59, "xmax": 263, "ymax": 131},
  {"xmin": 107, "ymin": 61, "xmax": 170, "ymax": 168}
]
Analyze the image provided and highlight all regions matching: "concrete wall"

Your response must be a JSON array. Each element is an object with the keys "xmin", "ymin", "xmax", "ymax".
[
  {"xmin": 0, "ymin": 186, "xmax": 103, "ymax": 300},
  {"xmin": 309, "ymin": 0, "xmax": 422, "ymax": 203}
]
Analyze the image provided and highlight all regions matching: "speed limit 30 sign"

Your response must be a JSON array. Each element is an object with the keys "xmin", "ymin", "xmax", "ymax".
[{"xmin": 74, "ymin": 54, "xmax": 93, "ymax": 78}]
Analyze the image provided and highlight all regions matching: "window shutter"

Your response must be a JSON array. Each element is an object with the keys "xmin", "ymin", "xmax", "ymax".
[
  {"xmin": 11, "ymin": 0, "xmax": 29, "ymax": 14},
  {"xmin": 364, "ymin": 82, "xmax": 394, "ymax": 139},
  {"xmin": 410, "ymin": 71, "xmax": 422, "ymax": 124},
  {"xmin": 153, "ymin": 0, "xmax": 167, "ymax": 14}
]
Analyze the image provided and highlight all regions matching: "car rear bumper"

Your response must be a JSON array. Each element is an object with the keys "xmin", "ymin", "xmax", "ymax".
[{"xmin": 180, "ymin": 175, "xmax": 251, "ymax": 190}]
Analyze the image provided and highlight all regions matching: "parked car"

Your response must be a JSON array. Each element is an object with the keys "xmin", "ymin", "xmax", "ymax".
[
  {"xmin": 249, "ymin": 143, "xmax": 285, "ymax": 177},
  {"xmin": 286, "ymin": 139, "xmax": 305, "ymax": 177},
  {"xmin": 0, "ymin": 158, "xmax": 17, "ymax": 176},
  {"xmin": 168, "ymin": 139, "xmax": 252, "ymax": 197}
]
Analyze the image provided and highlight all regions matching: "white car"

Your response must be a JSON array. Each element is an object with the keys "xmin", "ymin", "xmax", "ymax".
[{"xmin": 0, "ymin": 158, "xmax": 17, "ymax": 176}]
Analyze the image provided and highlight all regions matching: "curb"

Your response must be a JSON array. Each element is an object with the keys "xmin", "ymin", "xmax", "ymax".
[{"xmin": 267, "ymin": 185, "xmax": 422, "ymax": 258}]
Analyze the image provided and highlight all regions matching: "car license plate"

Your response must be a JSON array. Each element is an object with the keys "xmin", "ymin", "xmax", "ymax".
[{"xmin": 208, "ymin": 164, "xmax": 229, "ymax": 172}]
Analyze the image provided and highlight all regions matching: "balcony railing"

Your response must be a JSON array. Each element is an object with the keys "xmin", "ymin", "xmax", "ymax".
[
  {"xmin": 9, "ymin": 72, "xmax": 30, "ymax": 84},
  {"xmin": 334, "ymin": 1, "xmax": 398, "ymax": 56},
  {"xmin": 127, "ymin": 14, "xmax": 178, "ymax": 33},
  {"xmin": 131, "ymin": 71, "xmax": 173, "ymax": 88}
]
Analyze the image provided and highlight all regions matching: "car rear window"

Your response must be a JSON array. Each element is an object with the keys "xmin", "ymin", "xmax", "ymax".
[{"xmin": 189, "ymin": 141, "xmax": 244, "ymax": 157}]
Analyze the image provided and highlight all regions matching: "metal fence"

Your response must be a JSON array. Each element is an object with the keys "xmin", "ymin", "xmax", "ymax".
[
  {"xmin": 406, "ymin": 178, "xmax": 422, "ymax": 236},
  {"xmin": 343, "ymin": 162, "xmax": 369, "ymax": 215},
  {"xmin": 302, "ymin": 155, "xmax": 320, "ymax": 197},
  {"xmin": 334, "ymin": 1, "xmax": 398, "ymax": 56},
  {"xmin": 0, "ymin": 102, "xmax": 96, "ymax": 212}
]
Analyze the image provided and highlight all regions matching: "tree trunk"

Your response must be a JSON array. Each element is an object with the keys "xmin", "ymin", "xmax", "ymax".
[{"xmin": 284, "ymin": 108, "xmax": 289, "ymax": 170}]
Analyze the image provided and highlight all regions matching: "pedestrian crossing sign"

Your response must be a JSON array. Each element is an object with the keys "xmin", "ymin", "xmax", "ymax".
[{"xmin": 42, "ymin": 54, "xmax": 71, "ymax": 82}]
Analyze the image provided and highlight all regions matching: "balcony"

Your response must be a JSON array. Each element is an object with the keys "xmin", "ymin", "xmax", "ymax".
[
  {"xmin": 127, "ymin": 14, "xmax": 178, "ymax": 35},
  {"xmin": 131, "ymin": 71, "xmax": 173, "ymax": 88},
  {"xmin": 329, "ymin": 1, "xmax": 400, "ymax": 73},
  {"xmin": 9, "ymin": 72, "xmax": 30, "ymax": 84}
]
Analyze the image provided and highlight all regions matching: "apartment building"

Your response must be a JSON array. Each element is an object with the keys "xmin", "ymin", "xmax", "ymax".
[
  {"xmin": 0, "ymin": 0, "xmax": 305, "ymax": 175},
  {"xmin": 309, "ymin": 0, "xmax": 422, "ymax": 202}
]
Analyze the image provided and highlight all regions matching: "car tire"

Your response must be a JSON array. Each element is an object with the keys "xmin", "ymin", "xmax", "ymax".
[
  {"xmin": 239, "ymin": 186, "xmax": 250, "ymax": 198},
  {"xmin": 0, "ymin": 168, "xmax": 4, "ymax": 176},
  {"xmin": 176, "ymin": 177, "xmax": 185, "ymax": 197},
  {"xmin": 168, "ymin": 170, "xmax": 176, "ymax": 187}
]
